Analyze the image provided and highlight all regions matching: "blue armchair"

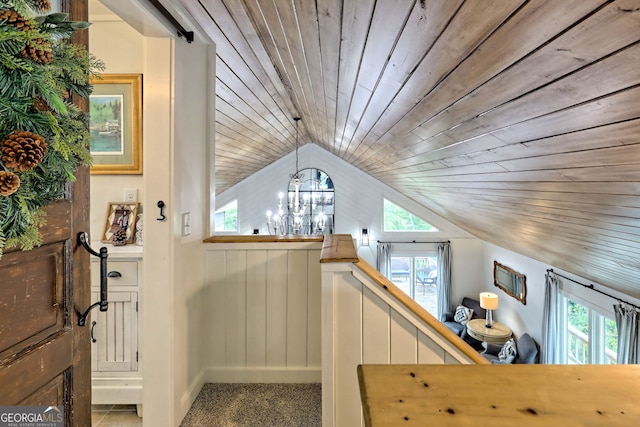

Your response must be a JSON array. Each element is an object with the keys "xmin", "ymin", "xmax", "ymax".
[{"xmin": 442, "ymin": 297, "xmax": 486, "ymax": 351}]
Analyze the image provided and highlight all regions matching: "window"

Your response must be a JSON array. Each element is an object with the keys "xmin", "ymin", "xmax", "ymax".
[
  {"xmin": 561, "ymin": 296, "xmax": 618, "ymax": 364},
  {"xmin": 286, "ymin": 168, "xmax": 334, "ymax": 235},
  {"xmin": 389, "ymin": 252, "xmax": 438, "ymax": 316},
  {"xmin": 215, "ymin": 199, "xmax": 238, "ymax": 232},
  {"xmin": 383, "ymin": 199, "xmax": 437, "ymax": 232}
]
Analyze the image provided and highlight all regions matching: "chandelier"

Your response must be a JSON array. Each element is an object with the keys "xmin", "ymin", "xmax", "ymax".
[{"xmin": 266, "ymin": 118, "xmax": 329, "ymax": 235}]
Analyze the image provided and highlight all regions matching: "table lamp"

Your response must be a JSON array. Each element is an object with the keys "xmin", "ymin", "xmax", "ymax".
[{"xmin": 479, "ymin": 292, "xmax": 499, "ymax": 328}]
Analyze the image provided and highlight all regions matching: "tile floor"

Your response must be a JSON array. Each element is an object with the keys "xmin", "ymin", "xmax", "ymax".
[{"xmin": 92, "ymin": 404, "xmax": 142, "ymax": 427}]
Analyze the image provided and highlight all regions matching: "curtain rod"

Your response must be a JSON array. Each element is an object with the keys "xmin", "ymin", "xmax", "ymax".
[
  {"xmin": 377, "ymin": 240, "xmax": 450, "ymax": 244},
  {"xmin": 547, "ymin": 269, "xmax": 640, "ymax": 310},
  {"xmin": 147, "ymin": 0, "xmax": 194, "ymax": 43}
]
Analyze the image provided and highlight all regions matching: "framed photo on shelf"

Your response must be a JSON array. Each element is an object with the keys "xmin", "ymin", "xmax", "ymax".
[
  {"xmin": 90, "ymin": 74, "xmax": 142, "ymax": 174},
  {"xmin": 102, "ymin": 202, "xmax": 140, "ymax": 244}
]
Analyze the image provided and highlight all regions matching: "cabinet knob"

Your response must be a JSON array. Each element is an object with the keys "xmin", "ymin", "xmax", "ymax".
[{"xmin": 107, "ymin": 271, "xmax": 122, "ymax": 278}]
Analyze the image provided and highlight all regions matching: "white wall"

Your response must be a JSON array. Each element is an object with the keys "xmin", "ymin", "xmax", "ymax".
[
  {"xmin": 138, "ymin": 35, "xmax": 175, "ymax": 426},
  {"xmin": 171, "ymin": 35, "xmax": 213, "ymax": 424}
]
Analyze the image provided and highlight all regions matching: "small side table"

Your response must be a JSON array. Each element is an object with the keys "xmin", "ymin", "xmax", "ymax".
[{"xmin": 466, "ymin": 318, "xmax": 512, "ymax": 344}]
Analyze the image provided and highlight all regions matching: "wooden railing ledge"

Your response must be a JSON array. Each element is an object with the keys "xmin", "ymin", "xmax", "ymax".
[
  {"xmin": 204, "ymin": 235, "xmax": 323, "ymax": 243},
  {"xmin": 320, "ymin": 234, "xmax": 359, "ymax": 263}
]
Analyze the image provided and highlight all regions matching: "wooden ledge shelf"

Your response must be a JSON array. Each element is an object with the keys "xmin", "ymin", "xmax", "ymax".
[
  {"xmin": 203, "ymin": 234, "xmax": 360, "ymax": 263},
  {"xmin": 358, "ymin": 364, "xmax": 640, "ymax": 426},
  {"xmin": 203, "ymin": 234, "xmax": 358, "ymax": 263},
  {"xmin": 204, "ymin": 235, "xmax": 324, "ymax": 243}
]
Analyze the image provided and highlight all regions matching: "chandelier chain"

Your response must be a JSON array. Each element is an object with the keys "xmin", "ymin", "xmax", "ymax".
[{"xmin": 291, "ymin": 117, "xmax": 301, "ymax": 179}]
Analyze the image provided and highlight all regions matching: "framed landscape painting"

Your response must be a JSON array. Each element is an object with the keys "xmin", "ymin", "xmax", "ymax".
[{"xmin": 90, "ymin": 74, "xmax": 142, "ymax": 174}]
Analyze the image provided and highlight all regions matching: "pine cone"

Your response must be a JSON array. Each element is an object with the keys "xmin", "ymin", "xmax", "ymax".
[
  {"xmin": 0, "ymin": 171, "xmax": 21, "ymax": 196},
  {"xmin": 0, "ymin": 10, "xmax": 33, "ymax": 31},
  {"xmin": 34, "ymin": 0, "xmax": 51, "ymax": 12},
  {"xmin": 112, "ymin": 228, "xmax": 128, "ymax": 246},
  {"xmin": 1, "ymin": 130, "xmax": 48, "ymax": 172},
  {"xmin": 21, "ymin": 38, "xmax": 53, "ymax": 64}
]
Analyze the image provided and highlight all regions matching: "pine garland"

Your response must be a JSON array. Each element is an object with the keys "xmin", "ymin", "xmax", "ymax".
[{"xmin": 0, "ymin": 0, "xmax": 103, "ymax": 257}]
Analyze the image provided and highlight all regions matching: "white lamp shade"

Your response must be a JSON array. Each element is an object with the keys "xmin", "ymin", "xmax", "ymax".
[{"xmin": 480, "ymin": 292, "xmax": 499, "ymax": 310}]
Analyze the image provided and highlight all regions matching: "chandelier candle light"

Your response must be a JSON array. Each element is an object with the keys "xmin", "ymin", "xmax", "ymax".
[{"xmin": 479, "ymin": 292, "xmax": 499, "ymax": 328}]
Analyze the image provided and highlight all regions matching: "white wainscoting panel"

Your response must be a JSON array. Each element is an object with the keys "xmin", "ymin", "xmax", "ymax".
[
  {"xmin": 322, "ymin": 262, "xmax": 477, "ymax": 427},
  {"xmin": 205, "ymin": 242, "xmax": 322, "ymax": 383}
]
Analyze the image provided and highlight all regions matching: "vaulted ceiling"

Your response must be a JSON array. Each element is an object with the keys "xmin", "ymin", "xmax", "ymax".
[{"xmin": 161, "ymin": 0, "xmax": 640, "ymax": 299}]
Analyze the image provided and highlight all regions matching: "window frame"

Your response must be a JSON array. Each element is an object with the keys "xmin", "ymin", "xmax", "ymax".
[
  {"xmin": 559, "ymin": 290, "xmax": 617, "ymax": 364},
  {"xmin": 382, "ymin": 198, "xmax": 438, "ymax": 233},
  {"xmin": 214, "ymin": 198, "xmax": 239, "ymax": 233},
  {"xmin": 389, "ymin": 244, "xmax": 439, "ymax": 317}
]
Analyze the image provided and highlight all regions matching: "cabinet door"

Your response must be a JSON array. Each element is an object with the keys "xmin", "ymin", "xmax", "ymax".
[{"xmin": 90, "ymin": 291, "xmax": 138, "ymax": 372}]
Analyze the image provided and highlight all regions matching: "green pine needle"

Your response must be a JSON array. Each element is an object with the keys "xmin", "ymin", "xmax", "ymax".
[{"xmin": 0, "ymin": 0, "xmax": 99, "ymax": 259}]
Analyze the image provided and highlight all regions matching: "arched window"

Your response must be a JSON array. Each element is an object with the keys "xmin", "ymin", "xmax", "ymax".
[{"xmin": 285, "ymin": 168, "xmax": 334, "ymax": 235}]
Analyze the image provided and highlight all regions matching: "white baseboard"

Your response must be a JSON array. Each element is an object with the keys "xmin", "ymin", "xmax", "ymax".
[
  {"xmin": 92, "ymin": 377, "xmax": 143, "ymax": 404},
  {"xmin": 176, "ymin": 369, "xmax": 206, "ymax": 425},
  {"xmin": 205, "ymin": 367, "xmax": 321, "ymax": 383}
]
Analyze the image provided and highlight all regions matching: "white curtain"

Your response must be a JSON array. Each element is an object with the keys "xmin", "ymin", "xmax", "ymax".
[
  {"xmin": 542, "ymin": 271, "xmax": 562, "ymax": 364},
  {"xmin": 376, "ymin": 242, "xmax": 392, "ymax": 278},
  {"xmin": 436, "ymin": 242, "xmax": 451, "ymax": 321},
  {"xmin": 614, "ymin": 303, "xmax": 640, "ymax": 364}
]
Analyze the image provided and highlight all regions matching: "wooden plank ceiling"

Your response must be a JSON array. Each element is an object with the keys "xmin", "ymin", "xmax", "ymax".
[{"xmin": 175, "ymin": 0, "xmax": 640, "ymax": 299}]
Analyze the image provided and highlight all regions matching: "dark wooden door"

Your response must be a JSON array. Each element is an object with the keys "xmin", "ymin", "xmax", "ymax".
[{"xmin": 0, "ymin": 1, "xmax": 91, "ymax": 425}]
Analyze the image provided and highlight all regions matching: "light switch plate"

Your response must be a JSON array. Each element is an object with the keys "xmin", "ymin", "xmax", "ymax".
[{"xmin": 182, "ymin": 212, "xmax": 191, "ymax": 236}]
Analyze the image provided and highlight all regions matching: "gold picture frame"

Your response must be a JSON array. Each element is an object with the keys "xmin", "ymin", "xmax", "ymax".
[
  {"xmin": 102, "ymin": 202, "xmax": 140, "ymax": 244},
  {"xmin": 493, "ymin": 261, "xmax": 527, "ymax": 305},
  {"xmin": 90, "ymin": 74, "xmax": 142, "ymax": 174}
]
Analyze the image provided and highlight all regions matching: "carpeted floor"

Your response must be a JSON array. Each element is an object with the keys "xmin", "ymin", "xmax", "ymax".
[{"xmin": 180, "ymin": 383, "xmax": 322, "ymax": 427}]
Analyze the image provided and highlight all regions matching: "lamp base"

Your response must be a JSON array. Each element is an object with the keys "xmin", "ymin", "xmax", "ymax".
[{"xmin": 485, "ymin": 310, "xmax": 494, "ymax": 328}]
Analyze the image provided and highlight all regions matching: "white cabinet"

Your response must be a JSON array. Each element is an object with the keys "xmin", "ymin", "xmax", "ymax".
[
  {"xmin": 90, "ymin": 291, "xmax": 138, "ymax": 372},
  {"xmin": 90, "ymin": 243, "xmax": 142, "ymax": 412}
]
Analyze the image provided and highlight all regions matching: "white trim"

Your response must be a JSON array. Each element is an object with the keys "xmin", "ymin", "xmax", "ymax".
[
  {"xmin": 178, "ymin": 369, "xmax": 206, "ymax": 421},
  {"xmin": 560, "ymin": 284, "xmax": 617, "ymax": 318},
  {"xmin": 207, "ymin": 44, "xmax": 217, "ymax": 236},
  {"xmin": 204, "ymin": 367, "xmax": 321, "ymax": 383},
  {"xmin": 92, "ymin": 378, "xmax": 142, "ymax": 404}
]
